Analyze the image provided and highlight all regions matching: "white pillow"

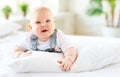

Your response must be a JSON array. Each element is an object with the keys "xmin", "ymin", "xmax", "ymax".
[
  {"xmin": 71, "ymin": 36, "xmax": 120, "ymax": 72},
  {"xmin": 7, "ymin": 36, "xmax": 120, "ymax": 72},
  {"xmin": 8, "ymin": 51, "xmax": 64, "ymax": 73},
  {"xmin": 0, "ymin": 20, "xmax": 21, "ymax": 37}
]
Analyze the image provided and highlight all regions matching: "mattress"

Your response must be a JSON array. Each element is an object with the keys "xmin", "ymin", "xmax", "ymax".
[{"xmin": 0, "ymin": 31, "xmax": 120, "ymax": 77}]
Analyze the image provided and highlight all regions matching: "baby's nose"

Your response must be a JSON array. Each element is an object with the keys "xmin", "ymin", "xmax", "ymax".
[{"xmin": 41, "ymin": 23, "xmax": 46, "ymax": 26}]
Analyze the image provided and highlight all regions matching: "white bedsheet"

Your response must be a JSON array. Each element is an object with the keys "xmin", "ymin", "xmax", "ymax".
[
  {"xmin": 1, "ymin": 63, "xmax": 120, "ymax": 77},
  {"xmin": 0, "ymin": 31, "xmax": 120, "ymax": 77}
]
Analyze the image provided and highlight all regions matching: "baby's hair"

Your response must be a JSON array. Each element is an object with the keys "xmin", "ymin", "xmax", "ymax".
[
  {"xmin": 29, "ymin": 6, "xmax": 53, "ymax": 24},
  {"xmin": 30, "ymin": 7, "xmax": 53, "ymax": 19}
]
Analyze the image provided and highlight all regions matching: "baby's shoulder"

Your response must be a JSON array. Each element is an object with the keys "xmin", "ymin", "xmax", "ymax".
[
  {"xmin": 56, "ymin": 29, "xmax": 67, "ymax": 40},
  {"xmin": 56, "ymin": 29, "xmax": 65, "ymax": 36},
  {"xmin": 23, "ymin": 32, "xmax": 33, "ymax": 41}
]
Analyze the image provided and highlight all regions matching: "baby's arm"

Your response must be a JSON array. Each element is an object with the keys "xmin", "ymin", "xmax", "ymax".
[
  {"xmin": 14, "ymin": 46, "xmax": 32, "ymax": 58},
  {"xmin": 58, "ymin": 47, "xmax": 78, "ymax": 72}
]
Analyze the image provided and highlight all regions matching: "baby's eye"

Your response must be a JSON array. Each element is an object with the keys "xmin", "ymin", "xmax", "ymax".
[
  {"xmin": 35, "ymin": 21, "xmax": 41, "ymax": 24},
  {"xmin": 46, "ymin": 19, "xmax": 51, "ymax": 23}
]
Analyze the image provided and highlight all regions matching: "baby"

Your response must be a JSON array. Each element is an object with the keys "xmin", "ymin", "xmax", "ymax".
[{"xmin": 14, "ymin": 7, "xmax": 78, "ymax": 72}]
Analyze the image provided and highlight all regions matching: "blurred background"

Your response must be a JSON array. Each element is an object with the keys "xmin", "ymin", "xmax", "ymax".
[{"xmin": 0, "ymin": 0, "xmax": 120, "ymax": 37}]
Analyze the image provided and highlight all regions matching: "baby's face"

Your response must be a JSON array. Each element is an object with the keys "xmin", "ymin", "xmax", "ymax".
[{"xmin": 30, "ymin": 10, "xmax": 55, "ymax": 39}]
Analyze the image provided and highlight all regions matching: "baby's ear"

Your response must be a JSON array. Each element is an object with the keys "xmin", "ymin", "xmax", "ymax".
[{"xmin": 28, "ymin": 25, "xmax": 32, "ymax": 31}]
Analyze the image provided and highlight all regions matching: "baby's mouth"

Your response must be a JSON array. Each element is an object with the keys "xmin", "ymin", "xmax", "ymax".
[{"xmin": 41, "ymin": 29, "xmax": 48, "ymax": 33}]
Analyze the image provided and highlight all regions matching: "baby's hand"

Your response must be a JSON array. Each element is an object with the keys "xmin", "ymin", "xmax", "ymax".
[
  {"xmin": 58, "ymin": 58, "xmax": 72, "ymax": 72},
  {"xmin": 17, "ymin": 51, "xmax": 32, "ymax": 58}
]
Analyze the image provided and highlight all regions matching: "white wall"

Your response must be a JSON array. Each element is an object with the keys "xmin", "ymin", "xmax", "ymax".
[
  {"xmin": 66, "ymin": 0, "xmax": 107, "ymax": 36},
  {"xmin": 55, "ymin": 12, "xmax": 75, "ymax": 34}
]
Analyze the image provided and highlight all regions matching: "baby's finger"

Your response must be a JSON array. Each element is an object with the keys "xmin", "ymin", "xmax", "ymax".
[
  {"xmin": 58, "ymin": 60, "xmax": 62, "ymax": 64},
  {"xmin": 60, "ymin": 64, "xmax": 65, "ymax": 71},
  {"xmin": 63, "ymin": 63, "xmax": 68, "ymax": 71},
  {"xmin": 66, "ymin": 65, "xmax": 70, "ymax": 72},
  {"xmin": 26, "ymin": 51, "xmax": 32, "ymax": 54},
  {"xmin": 57, "ymin": 59, "xmax": 63, "ymax": 64}
]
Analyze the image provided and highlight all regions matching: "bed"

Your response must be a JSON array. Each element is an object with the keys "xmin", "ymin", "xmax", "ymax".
[
  {"xmin": 1, "ymin": 20, "xmax": 120, "ymax": 77},
  {"xmin": 0, "ymin": 30, "xmax": 120, "ymax": 77}
]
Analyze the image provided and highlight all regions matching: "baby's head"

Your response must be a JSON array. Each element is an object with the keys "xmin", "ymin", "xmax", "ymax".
[{"xmin": 29, "ymin": 7, "xmax": 55, "ymax": 40}]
